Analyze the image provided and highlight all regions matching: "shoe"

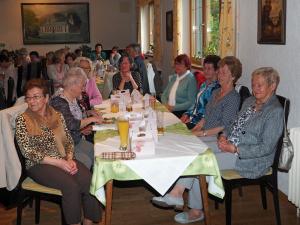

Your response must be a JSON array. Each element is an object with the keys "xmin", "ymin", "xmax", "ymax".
[
  {"xmin": 174, "ymin": 212, "xmax": 204, "ymax": 224},
  {"xmin": 151, "ymin": 194, "xmax": 184, "ymax": 211}
]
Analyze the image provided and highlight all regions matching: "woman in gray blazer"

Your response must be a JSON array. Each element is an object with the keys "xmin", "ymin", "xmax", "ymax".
[{"xmin": 151, "ymin": 67, "xmax": 283, "ymax": 224}]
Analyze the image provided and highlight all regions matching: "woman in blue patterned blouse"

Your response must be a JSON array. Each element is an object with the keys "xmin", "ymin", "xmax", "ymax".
[{"xmin": 181, "ymin": 55, "xmax": 221, "ymax": 129}]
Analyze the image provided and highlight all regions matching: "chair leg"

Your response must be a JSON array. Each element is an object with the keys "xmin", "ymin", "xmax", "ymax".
[
  {"xmin": 16, "ymin": 204, "xmax": 23, "ymax": 225},
  {"xmin": 260, "ymin": 184, "xmax": 267, "ymax": 209},
  {"xmin": 60, "ymin": 205, "xmax": 67, "ymax": 225},
  {"xmin": 224, "ymin": 182, "xmax": 232, "ymax": 225},
  {"xmin": 273, "ymin": 188, "xmax": 281, "ymax": 225},
  {"xmin": 35, "ymin": 197, "xmax": 41, "ymax": 224}
]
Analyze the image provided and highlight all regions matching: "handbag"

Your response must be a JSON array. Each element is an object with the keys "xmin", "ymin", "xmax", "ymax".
[{"xmin": 278, "ymin": 99, "xmax": 294, "ymax": 171}]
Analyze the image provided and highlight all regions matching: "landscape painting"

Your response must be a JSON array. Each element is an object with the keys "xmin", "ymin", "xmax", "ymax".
[{"xmin": 21, "ymin": 3, "xmax": 90, "ymax": 44}]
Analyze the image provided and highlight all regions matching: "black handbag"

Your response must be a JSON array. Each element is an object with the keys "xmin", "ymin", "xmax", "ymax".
[{"xmin": 278, "ymin": 99, "xmax": 294, "ymax": 171}]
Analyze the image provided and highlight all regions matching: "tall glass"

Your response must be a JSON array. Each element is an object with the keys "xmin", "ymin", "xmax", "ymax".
[
  {"xmin": 117, "ymin": 116, "xmax": 129, "ymax": 150},
  {"xmin": 156, "ymin": 111, "xmax": 164, "ymax": 135}
]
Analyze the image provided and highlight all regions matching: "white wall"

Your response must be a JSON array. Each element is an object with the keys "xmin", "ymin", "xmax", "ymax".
[
  {"xmin": 0, "ymin": 0, "xmax": 136, "ymax": 55},
  {"xmin": 237, "ymin": 0, "xmax": 300, "ymax": 195}
]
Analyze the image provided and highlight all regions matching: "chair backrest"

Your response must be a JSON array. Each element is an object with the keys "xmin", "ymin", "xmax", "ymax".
[
  {"xmin": 272, "ymin": 95, "xmax": 290, "ymax": 171},
  {"xmin": 236, "ymin": 85, "xmax": 251, "ymax": 110},
  {"xmin": 14, "ymin": 137, "xmax": 28, "ymax": 185}
]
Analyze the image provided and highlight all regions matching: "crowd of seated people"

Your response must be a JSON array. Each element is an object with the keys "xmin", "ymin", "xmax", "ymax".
[{"xmin": 0, "ymin": 42, "xmax": 286, "ymax": 225}]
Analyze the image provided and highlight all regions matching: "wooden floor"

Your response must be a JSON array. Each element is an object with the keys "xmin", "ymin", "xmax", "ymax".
[{"xmin": 1, "ymin": 183, "xmax": 300, "ymax": 225}]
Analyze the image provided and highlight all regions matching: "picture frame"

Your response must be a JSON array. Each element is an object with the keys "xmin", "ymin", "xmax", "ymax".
[
  {"xmin": 166, "ymin": 10, "xmax": 173, "ymax": 42},
  {"xmin": 257, "ymin": 0, "xmax": 286, "ymax": 44},
  {"xmin": 21, "ymin": 3, "xmax": 90, "ymax": 44}
]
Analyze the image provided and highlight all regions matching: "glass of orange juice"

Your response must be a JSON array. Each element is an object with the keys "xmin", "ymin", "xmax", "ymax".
[
  {"xmin": 117, "ymin": 116, "xmax": 129, "ymax": 150},
  {"xmin": 111, "ymin": 100, "xmax": 119, "ymax": 113}
]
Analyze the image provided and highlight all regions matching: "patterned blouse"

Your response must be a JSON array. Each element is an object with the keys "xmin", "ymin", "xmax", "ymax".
[
  {"xmin": 203, "ymin": 89, "xmax": 240, "ymax": 133},
  {"xmin": 228, "ymin": 105, "xmax": 256, "ymax": 146},
  {"xmin": 185, "ymin": 80, "xmax": 220, "ymax": 125},
  {"xmin": 15, "ymin": 112, "xmax": 74, "ymax": 170},
  {"xmin": 112, "ymin": 71, "xmax": 142, "ymax": 93}
]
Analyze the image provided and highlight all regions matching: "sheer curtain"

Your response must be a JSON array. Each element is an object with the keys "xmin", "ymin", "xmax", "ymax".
[
  {"xmin": 140, "ymin": 4, "xmax": 149, "ymax": 53},
  {"xmin": 219, "ymin": 0, "xmax": 236, "ymax": 57}
]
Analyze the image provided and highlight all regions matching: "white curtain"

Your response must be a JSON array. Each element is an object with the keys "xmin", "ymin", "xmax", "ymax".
[{"xmin": 140, "ymin": 5, "xmax": 149, "ymax": 53}]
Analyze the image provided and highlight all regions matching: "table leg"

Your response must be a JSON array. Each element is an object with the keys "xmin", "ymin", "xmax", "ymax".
[
  {"xmin": 199, "ymin": 175, "xmax": 211, "ymax": 225},
  {"xmin": 105, "ymin": 180, "xmax": 113, "ymax": 225}
]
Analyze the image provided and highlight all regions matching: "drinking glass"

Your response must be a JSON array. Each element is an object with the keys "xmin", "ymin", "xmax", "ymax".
[
  {"xmin": 117, "ymin": 116, "xmax": 129, "ymax": 150},
  {"xmin": 111, "ymin": 100, "xmax": 119, "ymax": 113},
  {"xmin": 156, "ymin": 111, "xmax": 164, "ymax": 135}
]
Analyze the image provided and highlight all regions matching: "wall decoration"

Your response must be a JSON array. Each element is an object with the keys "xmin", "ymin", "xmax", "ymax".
[
  {"xmin": 166, "ymin": 10, "xmax": 173, "ymax": 42},
  {"xmin": 21, "ymin": 3, "xmax": 90, "ymax": 44},
  {"xmin": 257, "ymin": 0, "xmax": 286, "ymax": 44}
]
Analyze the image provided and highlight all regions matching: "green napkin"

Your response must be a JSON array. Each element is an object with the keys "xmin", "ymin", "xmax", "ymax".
[{"xmin": 94, "ymin": 129, "xmax": 118, "ymax": 142}]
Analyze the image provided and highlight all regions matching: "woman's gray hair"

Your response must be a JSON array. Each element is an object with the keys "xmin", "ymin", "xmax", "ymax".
[
  {"xmin": 73, "ymin": 56, "xmax": 94, "ymax": 78},
  {"xmin": 62, "ymin": 67, "xmax": 87, "ymax": 89},
  {"xmin": 252, "ymin": 67, "xmax": 280, "ymax": 89}
]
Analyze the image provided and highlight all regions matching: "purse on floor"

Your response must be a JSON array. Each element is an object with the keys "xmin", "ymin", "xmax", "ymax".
[{"xmin": 278, "ymin": 99, "xmax": 294, "ymax": 171}]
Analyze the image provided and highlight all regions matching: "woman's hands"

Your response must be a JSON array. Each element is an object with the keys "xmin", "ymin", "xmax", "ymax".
[
  {"xmin": 180, "ymin": 114, "xmax": 190, "ymax": 123},
  {"xmin": 58, "ymin": 159, "xmax": 78, "ymax": 175},
  {"xmin": 217, "ymin": 136, "xmax": 237, "ymax": 153},
  {"xmin": 42, "ymin": 157, "xmax": 78, "ymax": 175}
]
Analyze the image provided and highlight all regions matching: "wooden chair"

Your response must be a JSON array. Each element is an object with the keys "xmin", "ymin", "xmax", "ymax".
[
  {"xmin": 15, "ymin": 138, "xmax": 66, "ymax": 225},
  {"xmin": 220, "ymin": 95, "xmax": 290, "ymax": 225}
]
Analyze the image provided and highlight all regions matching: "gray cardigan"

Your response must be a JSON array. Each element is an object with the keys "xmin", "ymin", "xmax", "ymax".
[{"xmin": 233, "ymin": 95, "xmax": 283, "ymax": 179}]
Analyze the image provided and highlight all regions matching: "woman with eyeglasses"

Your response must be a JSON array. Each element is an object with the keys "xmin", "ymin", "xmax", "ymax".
[
  {"xmin": 15, "ymin": 79, "xmax": 102, "ymax": 225},
  {"xmin": 50, "ymin": 67, "xmax": 102, "ymax": 169},
  {"xmin": 74, "ymin": 57, "xmax": 102, "ymax": 107}
]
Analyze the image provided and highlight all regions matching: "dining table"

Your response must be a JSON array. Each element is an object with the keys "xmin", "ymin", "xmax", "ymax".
[{"xmin": 90, "ymin": 100, "xmax": 224, "ymax": 225}]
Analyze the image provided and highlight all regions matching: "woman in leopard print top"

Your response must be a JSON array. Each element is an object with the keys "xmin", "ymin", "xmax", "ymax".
[{"xmin": 15, "ymin": 79, "xmax": 101, "ymax": 225}]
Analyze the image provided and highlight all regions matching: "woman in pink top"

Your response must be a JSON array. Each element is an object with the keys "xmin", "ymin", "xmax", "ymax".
[{"xmin": 74, "ymin": 57, "xmax": 102, "ymax": 106}]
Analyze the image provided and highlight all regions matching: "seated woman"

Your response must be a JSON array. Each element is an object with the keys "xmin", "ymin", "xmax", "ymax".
[
  {"xmin": 74, "ymin": 56, "xmax": 103, "ymax": 107},
  {"xmin": 191, "ymin": 56, "xmax": 241, "ymax": 137},
  {"xmin": 47, "ymin": 49, "xmax": 69, "ymax": 91},
  {"xmin": 50, "ymin": 67, "xmax": 102, "ymax": 169},
  {"xmin": 181, "ymin": 55, "xmax": 221, "ymax": 129},
  {"xmin": 109, "ymin": 46, "xmax": 121, "ymax": 67},
  {"xmin": 15, "ymin": 79, "xmax": 101, "ymax": 225},
  {"xmin": 112, "ymin": 54, "xmax": 142, "ymax": 93},
  {"xmin": 151, "ymin": 67, "xmax": 283, "ymax": 224},
  {"xmin": 161, "ymin": 54, "xmax": 197, "ymax": 118}
]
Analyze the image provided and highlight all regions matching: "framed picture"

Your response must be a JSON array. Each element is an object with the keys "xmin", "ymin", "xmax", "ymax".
[
  {"xmin": 257, "ymin": 0, "xmax": 286, "ymax": 44},
  {"xmin": 21, "ymin": 3, "xmax": 90, "ymax": 44},
  {"xmin": 166, "ymin": 10, "xmax": 173, "ymax": 42}
]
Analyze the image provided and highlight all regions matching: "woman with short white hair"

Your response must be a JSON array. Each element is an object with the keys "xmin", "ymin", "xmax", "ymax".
[
  {"xmin": 50, "ymin": 67, "xmax": 102, "ymax": 169},
  {"xmin": 74, "ymin": 57, "xmax": 103, "ymax": 106}
]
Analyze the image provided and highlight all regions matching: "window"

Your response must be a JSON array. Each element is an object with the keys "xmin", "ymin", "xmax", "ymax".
[
  {"xmin": 140, "ymin": 2, "xmax": 154, "ymax": 54},
  {"xmin": 190, "ymin": 0, "xmax": 220, "ymax": 65}
]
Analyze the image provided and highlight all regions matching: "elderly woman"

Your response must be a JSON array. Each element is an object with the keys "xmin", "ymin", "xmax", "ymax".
[
  {"xmin": 112, "ymin": 54, "xmax": 142, "ymax": 93},
  {"xmin": 74, "ymin": 56, "xmax": 103, "ymax": 106},
  {"xmin": 161, "ymin": 54, "xmax": 197, "ymax": 118},
  {"xmin": 152, "ymin": 67, "xmax": 283, "ymax": 224},
  {"xmin": 191, "ymin": 56, "xmax": 241, "ymax": 137},
  {"xmin": 152, "ymin": 56, "xmax": 242, "ymax": 224},
  {"xmin": 15, "ymin": 79, "xmax": 101, "ymax": 225},
  {"xmin": 47, "ymin": 49, "xmax": 69, "ymax": 91},
  {"xmin": 50, "ymin": 67, "xmax": 102, "ymax": 169},
  {"xmin": 181, "ymin": 55, "xmax": 221, "ymax": 129}
]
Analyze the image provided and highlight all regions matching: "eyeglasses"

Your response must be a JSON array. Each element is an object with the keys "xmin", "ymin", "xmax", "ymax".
[{"xmin": 25, "ymin": 95, "xmax": 44, "ymax": 102}]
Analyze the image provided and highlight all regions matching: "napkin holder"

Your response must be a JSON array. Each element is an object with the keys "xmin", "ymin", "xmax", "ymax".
[{"xmin": 130, "ymin": 130, "xmax": 155, "ymax": 156}]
